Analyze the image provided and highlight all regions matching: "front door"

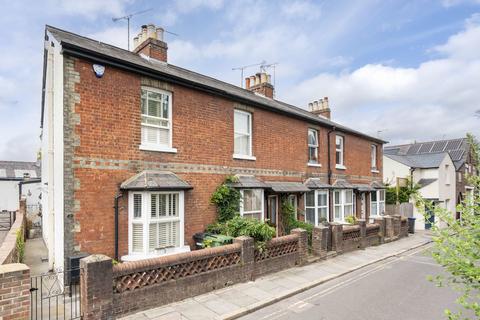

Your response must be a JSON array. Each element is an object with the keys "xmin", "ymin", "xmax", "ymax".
[
  {"xmin": 425, "ymin": 203, "xmax": 435, "ymax": 229},
  {"xmin": 267, "ymin": 195, "xmax": 278, "ymax": 234}
]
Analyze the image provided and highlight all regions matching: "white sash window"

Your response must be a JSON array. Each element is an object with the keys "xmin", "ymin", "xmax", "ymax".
[
  {"xmin": 128, "ymin": 191, "xmax": 185, "ymax": 259},
  {"xmin": 140, "ymin": 87, "xmax": 176, "ymax": 153},
  {"xmin": 240, "ymin": 189, "xmax": 264, "ymax": 220}
]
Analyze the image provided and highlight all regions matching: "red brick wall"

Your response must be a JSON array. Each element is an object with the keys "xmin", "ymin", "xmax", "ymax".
[{"xmin": 69, "ymin": 56, "xmax": 383, "ymax": 258}]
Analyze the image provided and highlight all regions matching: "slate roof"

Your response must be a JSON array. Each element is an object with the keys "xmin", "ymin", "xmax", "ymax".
[
  {"xmin": 370, "ymin": 181, "xmax": 387, "ymax": 189},
  {"xmin": 44, "ymin": 25, "xmax": 385, "ymax": 144},
  {"xmin": 228, "ymin": 175, "xmax": 270, "ymax": 189},
  {"xmin": 120, "ymin": 171, "xmax": 192, "ymax": 191},
  {"xmin": 352, "ymin": 184, "xmax": 375, "ymax": 192},
  {"xmin": 266, "ymin": 182, "xmax": 310, "ymax": 193},
  {"xmin": 384, "ymin": 138, "xmax": 468, "ymax": 170},
  {"xmin": 0, "ymin": 161, "xmax": 41, "ymax": 180},
  {"xmin": 332, "ymin": 179, "xmax": 355, "ymax": 189},
  {"xmin": 384, "ymin": 152, "xmax": 449, "ymax": 169},
  {"xmin": 304, "ymin": 178, "xmax": 331, "ymax": 189},
  {"xmin": 417, "ymin": 178, "xmax": 437, "ymax": 188}
]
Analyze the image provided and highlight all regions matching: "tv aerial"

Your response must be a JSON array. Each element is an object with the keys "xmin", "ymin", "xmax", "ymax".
[
  {"xmin": 232, "ymin": 61, "xmax": 278, "ymax": 88},
  {"xmin": 112, "ymin": 8, "xmax": 153, "ymax": 50}
]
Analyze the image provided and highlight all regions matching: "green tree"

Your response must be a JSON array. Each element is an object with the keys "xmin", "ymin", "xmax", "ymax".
[{"xmin": 416, "ymin": 134, "xmax": 480, "ymax": 319}]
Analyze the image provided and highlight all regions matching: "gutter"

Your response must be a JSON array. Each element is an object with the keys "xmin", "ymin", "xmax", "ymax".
[{"xmin": 58, "ymin": 42, "xmax": 386, "ymax": 145}]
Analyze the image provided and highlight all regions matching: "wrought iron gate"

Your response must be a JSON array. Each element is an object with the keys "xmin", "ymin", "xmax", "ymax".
[
  {"xmin": 30, "ymin": 268, "xmax": 82, "ymax": 320},
  {"xmin": 0, "ymin": 211, "xmax": 15, "ymax": 231}
]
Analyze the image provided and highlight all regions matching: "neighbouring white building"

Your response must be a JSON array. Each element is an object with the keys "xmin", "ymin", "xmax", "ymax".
[
  {"xmin": 383, "ymin": 152, "xmax": 456, "ymax": 230},
  {"xmin": 0, "ymin": 161, "xmax": 42, "ymax": 223}
]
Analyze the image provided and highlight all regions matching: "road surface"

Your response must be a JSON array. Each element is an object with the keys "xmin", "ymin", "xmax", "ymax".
[{"xmin": 240, "ymin": 246, "xmax": 464, "ymax": 320}]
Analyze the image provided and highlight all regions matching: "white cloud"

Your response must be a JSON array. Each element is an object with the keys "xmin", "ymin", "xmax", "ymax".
[
  {"xmin": 49, "ymin": 0, "xmax": 130, "ymax": 18},
  {"xmin": 88, "ymin": 26, "xmax": 129, "ymax": 50},
  {"xmin": 281, "ymin": 0, "xmax": 321, "ymax": 20},
  {"xmin": 282, "ymin": 17, "xmax": 480, "ymax": 144}
]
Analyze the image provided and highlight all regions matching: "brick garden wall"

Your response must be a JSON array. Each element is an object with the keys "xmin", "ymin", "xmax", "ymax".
[
  {"xmin": 64, "ymin": 54, "xmax": 383, "ymax": 262},
  {"xmin": 81, "ymin": 231, "xmax": 307, "ymax": 319},
  {"xmin": 0, "ymin": 199, "xmax": 26, "ymax": 265},
  {"xmin": 0, "ymin": 263, "xmax": 30, "ymax": 319}
]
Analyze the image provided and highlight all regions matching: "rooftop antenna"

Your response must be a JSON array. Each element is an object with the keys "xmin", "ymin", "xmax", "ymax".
[
  {"xmin": 232, "ymin": 61, "xmax": 279, "ymax": 90},
  {"xmin": 112, "ymin": 8, "xmax": 153, "ymax": 50},
  {"xmin": 232, "ymin": 61, "xmax": 265, "ymax": 88}
]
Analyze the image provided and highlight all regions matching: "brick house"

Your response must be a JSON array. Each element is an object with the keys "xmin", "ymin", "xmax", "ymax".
[{"xmin": 40, "ymin": 24, "xmax": 385, "ymax": 269}]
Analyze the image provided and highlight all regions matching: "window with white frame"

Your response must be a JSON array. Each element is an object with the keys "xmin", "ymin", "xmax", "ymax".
[
  {"xmin": 140, "ymin": 88, "xmax": 173, "ymax": 151},
  {"xmin": 371, "ymin": 145, "xmax": 377, "ymax": 169},
  {"xmin": 370, "ymin": 190, "xmax": 385, "ymax": 218},
  {"xmin": 333, "ymin": 189, "xmax": 353, "ymax": 222},
  {"xmin": 129, "ymin": 191, "xmax": 184, "ymax": 256},
  {"xmin": 240, "ymin": 189, "xmax": 263, "ymax": 220},
  {"xmin": 335, "ymin": 135, "xmax": 344, "ymax": 167},
  {"xmin": 234, "ymin": 110, "xmax": 253, "ymax": 158},
  {"xmin": 370, "ymin": 191, "xmax": 378, "ymax": 217},
  {"xmin": 308, "ymin": 129, "xmax": 319, "ymax": 164},
  {"xmin": 305, "ymin": 190, "xmax": 329, "ymax": 225},
  {"xmin": 379, "ymin": 190, "xmax": 385, "ymax": 215}
]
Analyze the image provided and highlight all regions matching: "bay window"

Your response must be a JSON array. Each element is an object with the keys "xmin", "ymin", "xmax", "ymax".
[
  {"xmin": 240, "ymin": 189, "xmax": 264, "ymax": 220},
  {"xmin": 140, "ymin": 87, "xmax": 176, "ymax": 153},
  {"xmin": 234, "ymin": 110, "xmax": 255, "ymax": 160},
  {"xmin": 370, "ymin": 190, "xmax": 385, "ymax": 218},
  {"xmin": 305, "ymin": 190, "xmax": 329, "ymax": 225},
  {"xmin": 128, "ymin": 191, "xmax": 185, "ymax": 259},
  {"xmin": 333, "ymin": 189, "xmax": 354, "ymax": 222},
  {"xmin": 308, "ymin": 129, "xmax": 319, "ymax": 164}
]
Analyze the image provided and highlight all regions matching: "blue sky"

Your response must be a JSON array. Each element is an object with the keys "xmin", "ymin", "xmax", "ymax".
[{"xmin": 0, "ymin": 0, "xmax": 479, "ymax": 161}]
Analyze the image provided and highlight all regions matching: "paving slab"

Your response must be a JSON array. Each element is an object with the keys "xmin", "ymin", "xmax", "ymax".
[{"xmin": 120, "ymin": 232, "xmax": 431, "ymax": 320}]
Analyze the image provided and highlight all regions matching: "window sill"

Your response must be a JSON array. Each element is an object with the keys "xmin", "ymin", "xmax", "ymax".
[
  {"xmin": 233, "ymin": 154, "xmax": 256, "ymax": 161},
  {"xmin": 140, "ymin": 144, "xmax": 178, "ymax": 153},
  {"xmin": 335, "ymin": 164, "xmax": 347, "ymax": 170},
  {"xmin": 121, "ymin": 245, "xmax": 191, "ymax": 262},
  {"xmin": 308, "ymin": 163, "xmax": 322, "ymax": 167},
  {"xmin": 371, "ymin": 169, "xmax": 380, "ymax": 173}
]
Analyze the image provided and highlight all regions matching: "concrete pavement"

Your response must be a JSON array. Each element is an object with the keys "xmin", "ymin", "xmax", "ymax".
[{"xmin": 121, "ymin": 232, "xmax": 432, "ymax": 320}]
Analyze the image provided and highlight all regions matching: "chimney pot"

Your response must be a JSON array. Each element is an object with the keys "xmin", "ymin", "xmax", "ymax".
[
  {"xmin": 308, "ymin": 97, "xmax": 331, "ymax": 119},
  {"xmin": 245, "ymin": 77, "xmax": 251, "ymax": 89},
  {"xmin": 156, "ymin": 27, "xmax": 164, "ymax": 41},
  {"xmin": 260, "ymin": 72, "xmax": 267, "ymax": 84},
  {"xmin": 245, "ymin": 72, "xmax": 274, "ymax": 98},
  {"xmin": 133, "ymin": 23, "xmax": 168, "ymax": 62}
]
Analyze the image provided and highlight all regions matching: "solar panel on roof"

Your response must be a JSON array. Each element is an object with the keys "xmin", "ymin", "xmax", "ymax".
[
  {"xmin": 419, "ymin": 142, "xmax": 435, "ymax": 153},
  {"xmin": 445, "ymin": 139, "xmax": 462, "ymax": 150},
  {"xmin": 407, "ymin": 144, "xmax": 422, "ymax": 155},
  {"xmin": 449, "ymin": 149, "xmax": 465, "ymax": 161},
  {"xmin": 431, "ymin": 141, "xmax": 447, "ymax": 152}
]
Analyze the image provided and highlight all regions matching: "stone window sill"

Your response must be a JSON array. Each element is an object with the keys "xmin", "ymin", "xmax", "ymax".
[
  {"xmin": 140, "ymin": 144, "xmax": 178, "ymax": 153},
  {"xmin": 233, "ymin": 154, "xmax": 257, "ymax": 161},
  {"xmin": 308, "ymin": 163, "xmax": 322, "ymax": 167},
  {"xmin": 335, "ymin": 164, "xmax": 347, "ymax": 170}
]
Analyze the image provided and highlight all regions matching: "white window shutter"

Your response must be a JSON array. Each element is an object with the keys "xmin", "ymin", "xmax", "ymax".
[{"xmin": 132, "ymin": 224, "xmax": 143, "ymax": 252}]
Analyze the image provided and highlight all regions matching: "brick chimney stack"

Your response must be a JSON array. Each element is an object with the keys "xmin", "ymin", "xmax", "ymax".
[
  {"xmin": 309, "ymin": 97, "xmax": 331, "ymax": 119},
  {"xmin": 245, "ymin": 72, "xmax": 274, "ymax": 99},
  {"xmin": 133, "ymin": 24, "xmax": 168, "ymax": 62}
]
